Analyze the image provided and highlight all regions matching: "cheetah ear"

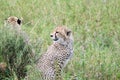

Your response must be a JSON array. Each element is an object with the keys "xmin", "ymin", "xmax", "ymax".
[
  {"xmin": 17, "ymin": 19, "xmax": 21, "ymax": 25},
  {"xmin": 64, "ymin": 27, "xmax": 71, "ymax": 37},
  {"xmin": 66, "ymin": 30, "xmax": 71, "ymax": 36}
]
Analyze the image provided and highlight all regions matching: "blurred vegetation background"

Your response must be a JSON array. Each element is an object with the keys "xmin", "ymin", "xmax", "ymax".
[{"xmin": 0, "ymin": 0, "xmax": 120, "ymax": 80}]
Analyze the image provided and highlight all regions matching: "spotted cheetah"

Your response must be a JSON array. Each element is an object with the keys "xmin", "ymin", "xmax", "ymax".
[
  {"xmin": 4, "ymin": 16, "xmax": 30, "ymax": 43},
  {"xmin": 36, "ymin": 26, "xmax": 74, "ymax": 80},
  {"xmin": 4, "ymin": 16, "xmax": 22, "ymax": 32},
  {"xmin": 3, "ymin": 16, "xmax": 34, "ymax": 80}
]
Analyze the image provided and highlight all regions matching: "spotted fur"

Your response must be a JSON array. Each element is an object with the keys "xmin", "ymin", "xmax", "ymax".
[{"xmin": 37, "ymin": 26, "xmax": 74, "ymax": 80}]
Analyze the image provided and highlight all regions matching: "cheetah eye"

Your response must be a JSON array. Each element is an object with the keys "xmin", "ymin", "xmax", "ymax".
[{"xmin": 56, "ymin": 31, "xmax": 59, "ymax": 33}]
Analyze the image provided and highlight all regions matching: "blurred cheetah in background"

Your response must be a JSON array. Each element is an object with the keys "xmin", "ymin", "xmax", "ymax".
[
  {"xmin": 37, "ymin": 26, "xmax": 74, "ymax": 80},
  {"xmin": 3, "ymin": 16, "xmax": 34, "ymax": 80},
  {"xmin": 4, "ymin": 16, "xmax": 30, "ymax": 43},
  {"xmin": 4, "ymin": 16, "xmax": 22, "ymax": 32},
  {"xmin": 0, "ymin": 16, "xmax": 23, "ymax": 72}
]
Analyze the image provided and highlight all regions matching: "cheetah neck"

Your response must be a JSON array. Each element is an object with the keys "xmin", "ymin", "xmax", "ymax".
[{"xmin": 53, "ymin": 39, "xmax": 73, "ymax": 50}]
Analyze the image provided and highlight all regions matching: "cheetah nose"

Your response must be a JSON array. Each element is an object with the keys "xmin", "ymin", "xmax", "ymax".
[{"xmin": 50, "ymin": 35, "xmax": 53, "ymax": 37}]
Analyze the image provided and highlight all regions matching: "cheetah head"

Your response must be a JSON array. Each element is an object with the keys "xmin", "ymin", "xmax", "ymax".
[
  {"xmin": 50, "ymin": 26, "xmax": 73, "ymax": 45},
  {"xmin": 4, "ymin": 16, "xmax": 22, "ymax": 31}
]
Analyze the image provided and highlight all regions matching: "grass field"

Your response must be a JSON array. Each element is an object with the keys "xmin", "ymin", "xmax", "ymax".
[{"xmin": 0, "ymin": 0, "xmax": 120, "ymax": 80}]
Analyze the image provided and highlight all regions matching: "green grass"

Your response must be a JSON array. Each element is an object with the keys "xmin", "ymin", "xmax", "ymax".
[
  {"xmin": 0, "ymin": 26, "xmax": 37, "ymax": 80},
  {"xmin": 0, "ymin": 0, "xmax": 120, "ymax": 80}
]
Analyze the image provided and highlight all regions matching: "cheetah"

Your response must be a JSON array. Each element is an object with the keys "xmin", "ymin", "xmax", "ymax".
[
  {"xmin": 4, "ymin": 16, "xmax": 30, "ymax": 43},
  {"xmin": 4, "ymin": 16, "xmax": 22, "ymax": 32},
  {"xmin": 4, "ymin": 16, "xmax": 35, "ymax": 55},
  {"xmin": 1, "ymin": 16, "xmax": 22, "ymax": 74},
  {"xmin": 4, "ymin": 16, "xmax": 35, "ymax": 58},
  {"xmin": 3, "ymin": 16, "xmax": 35, "ymax": 80},
  {"xmin": 36, "ymin": 26, "xmax": 74, "ymax": 80}
]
